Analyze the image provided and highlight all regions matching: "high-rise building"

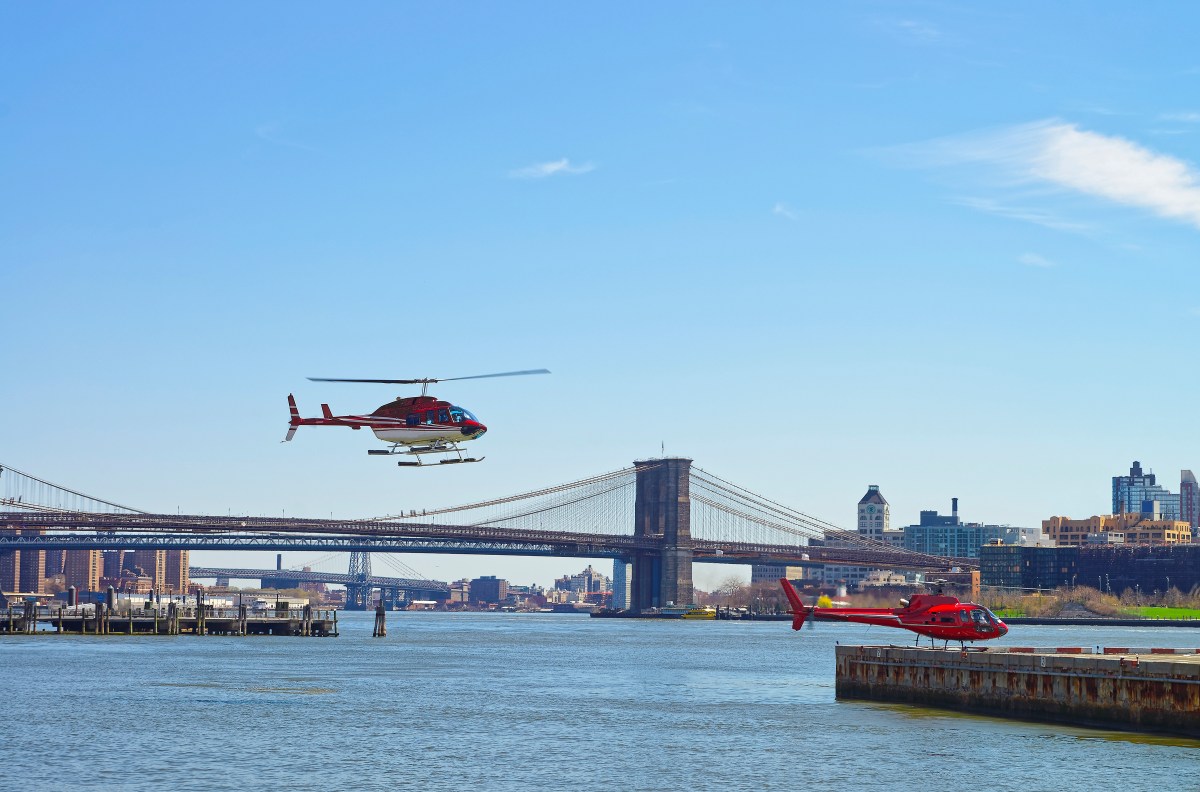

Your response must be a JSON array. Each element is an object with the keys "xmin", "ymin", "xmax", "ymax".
[
  {"xmin": 0, "ymin": 551, "xmax": 19, "ymax": 593},
  {"xmin": 1112, "ymin": 461, "xmax": 1180, "ymax": 521},
  {"xmin": 19, "ymin": 550, "xmax": 45, "ymax": 594},
  {"xmin": 126, "ymin": 551, "xmax": 167, "ymax": 592},
  {"xmin": 164, "ymin": 550, "xmax": 189, "ymax": 594},
  {"xmin": 63, "ymin": 550, "xmax": 102, "ymax": 593},
  {"xmin": 612, "ymin": 561, "xmax": 631, "ymax": 609},
  {"xmin": 1181, "ymin": 470, "xmax": 1199, "ymax": 533}
]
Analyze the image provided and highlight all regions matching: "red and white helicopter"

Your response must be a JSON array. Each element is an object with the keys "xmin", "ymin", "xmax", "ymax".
[
  {"xmin": 779, "ymin": 578, "xmax": 1009, "ymax": 648},
  {"xmin": 285, "ymin": 369, "xmax": 549, "ymax": 466}
]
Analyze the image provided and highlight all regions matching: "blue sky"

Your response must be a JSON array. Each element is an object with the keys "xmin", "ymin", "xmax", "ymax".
[{"xmin": 4, "ymin": 3, "xmax": 1200, "ymax": 590}]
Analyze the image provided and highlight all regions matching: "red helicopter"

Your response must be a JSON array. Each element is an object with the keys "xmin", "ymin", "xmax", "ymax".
[
  {"xmin": 284, "ymin": 369, "xmax": 549, "ymax": 466},
  {"xmin": 778, "ymin": 578, "xmax": 1008, "ymax": 647}
]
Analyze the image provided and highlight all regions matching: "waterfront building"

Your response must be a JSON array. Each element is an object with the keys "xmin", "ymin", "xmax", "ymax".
[
  {"xmin": 750, "ymin": 564, "xmax": 814, "ymax": 584},
  {"xmin": 554, "ymin": 565, "xmax": 610, "ymax": 594},
  {"xmin": 902, "ymin": 499, "xmax": 1039, "ymax": 559},
  {"xmin": 470, "ymin": 575, "xmax": 507, "ymax": 604},
  {"xmin": 1112, "ymin": 460, "xmax": 1181, "ymax": 521},
  {"xmin": 1043, "ymin": 514, "xmax": 1191, "ymax": 546},
  {"xmin": 612, "ymin": 561, "xmax": 631, "ymax": 609},
  {"xmin": 449, "ymin": 579, "xmax": 470, "ymax": 604},
  {"xmin": 981, "ymin": 543, "xmax": 1200, "ymax": 594}
]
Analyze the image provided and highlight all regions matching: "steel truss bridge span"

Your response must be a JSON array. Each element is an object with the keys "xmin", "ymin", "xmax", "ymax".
[
  {"xmin": 188, "ymin": 566, "xmax": 450, "ymax": 594},
  {"xmin": 0, "ymin": 512, "xmax": 975, "ymax": 571}
]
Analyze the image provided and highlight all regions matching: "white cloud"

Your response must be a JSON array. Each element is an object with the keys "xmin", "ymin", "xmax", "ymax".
[
  {"xmin": 1160, "ymin": 112, "xmax": 1200, "ymax": 123},
  {"xmin": 508, "ymin": 158, "xmax": 595, "ymax": 179},
  {"xmin": 906, "ymin": 120, "xmax": 1200, "ymax": 230},
  {"xmin": 1018, "ymin": 253, "xmax": 1055, "ymax": 268},
  {"xmin": 772, "ymin": 202, "xmax": 799, "ymax": 220}
]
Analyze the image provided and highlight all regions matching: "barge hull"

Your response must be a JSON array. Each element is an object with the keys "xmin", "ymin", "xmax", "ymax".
[{"xmin": 835, "ymin": 645, "xmax": 1200, "ymax": 739}]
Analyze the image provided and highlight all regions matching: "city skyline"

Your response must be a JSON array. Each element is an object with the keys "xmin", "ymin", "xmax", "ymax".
[{"xmin": 5, "ymin": 4, "xmax": 1200, "ymax": 590}]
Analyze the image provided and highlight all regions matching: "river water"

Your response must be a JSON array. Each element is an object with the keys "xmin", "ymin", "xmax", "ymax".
[{"xmin": 3, "ymin": 613, "xmax": 1198, "ymax": 791}]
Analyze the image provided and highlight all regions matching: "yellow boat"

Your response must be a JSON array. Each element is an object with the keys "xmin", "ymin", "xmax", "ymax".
[{"xmin": 680, "ymin": 606, "xmax": 716, "ymax": 620}]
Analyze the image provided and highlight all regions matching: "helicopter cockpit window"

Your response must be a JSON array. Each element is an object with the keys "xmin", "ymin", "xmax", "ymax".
[
  {"xmin": 452, "ymin": 406, "xmax": 478, "ymax": 422},
  {"xmin": 970, "ymin": 609, "xmax": 994, "ymax": 630},
  {"xmin": 438, "ymin": 409, "xmax": 450, "ymax": 423}
]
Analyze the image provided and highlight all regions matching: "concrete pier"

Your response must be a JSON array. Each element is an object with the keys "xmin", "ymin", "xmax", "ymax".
[
  {"xmin": 835, "ymin": 645, "xmax": 1200, "ymax": 738},
  {"xmin": 0, "ymin": 603, "xmax": 339, "ymax": 637}
]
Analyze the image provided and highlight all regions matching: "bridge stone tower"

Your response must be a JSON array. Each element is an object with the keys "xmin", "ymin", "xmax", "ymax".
[{"xmin": 630, "ymin": 458, "xmax": 693, "ymax": 612}]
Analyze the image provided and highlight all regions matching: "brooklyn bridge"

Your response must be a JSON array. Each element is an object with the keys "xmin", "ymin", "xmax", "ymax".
[{"xmin": 0, "ymin": 459, "xmax": 977, "ymax": 611}]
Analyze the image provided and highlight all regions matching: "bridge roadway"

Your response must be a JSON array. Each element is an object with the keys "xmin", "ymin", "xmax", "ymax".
[
  {"xmin": 188, "ymin": 566, "xmax": 450, "ymax": 594},
  {"xmin": 0, "ymin": 511, "xmax": 978, "ymax": 571}
]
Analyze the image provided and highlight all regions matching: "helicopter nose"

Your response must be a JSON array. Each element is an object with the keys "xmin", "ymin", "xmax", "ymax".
[{"xmin": 461, "ymin": 422, "xmax": 487, "ymax": 438}]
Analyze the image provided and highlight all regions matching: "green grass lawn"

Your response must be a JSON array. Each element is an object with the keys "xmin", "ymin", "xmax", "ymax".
[
  {"xmin": 991, "ymin": 608, "xmax": 1024, "ymax": 618},
  {"xmin": 1123, "ymin": 606, "xmax": 1200, "ymax": 619}
]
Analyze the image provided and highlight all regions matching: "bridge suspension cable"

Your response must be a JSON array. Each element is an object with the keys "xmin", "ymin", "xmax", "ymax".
[
  {"xmin": 0, "ymin": 464, "xmax": 145, "ymax": 514},
  {"xmin": 689, "ymin": 466, "xmax": 957, "ymax": 567},
  {"xmin": 373, "ymin": 466, "xmax": 638, "ymax": 537}
]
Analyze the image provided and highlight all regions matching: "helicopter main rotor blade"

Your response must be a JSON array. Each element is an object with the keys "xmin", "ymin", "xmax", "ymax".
[
  {"xmin": 307, "ymin": 369, "xmax": 550, "ymax": 385},
  {"xmin": 438, "ymin": 369, "xmax": 551, "ymax": 382},
  {"xmin": 307, "ymin": 377, "xmax": 437, "ymax": 384}
]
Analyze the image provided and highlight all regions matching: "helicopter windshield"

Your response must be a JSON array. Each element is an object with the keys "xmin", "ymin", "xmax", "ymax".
[
  {"xmin": 969, "ymin": 608, "xmax": 998, "ymax": 629},
  {"xmin": 449, "ymin": 406, "xmax": 477, "ymax": 423}
]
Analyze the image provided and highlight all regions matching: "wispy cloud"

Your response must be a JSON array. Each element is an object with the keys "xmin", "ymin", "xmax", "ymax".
[
  {"xmin": 900, "ymin": 120, "xmax": 1200, "ymax": 231},
  {"xmin": 508, "ymin": 158, "xmax": 595, "ymax": 179},
  {"xmin": 951, "ymin": 197, "xmax": 1091, "ymax": 232},
  {"xmin": 1160, "ymin": 112, "xmax": 1200, "ymax": 123},
  {"xmin": 1018, "ymin": 253, "xmax": 1055, "ymax": 268},
  {"xmin": 772, "ymin": 202, "xmax": 799, "ymax": 220}
]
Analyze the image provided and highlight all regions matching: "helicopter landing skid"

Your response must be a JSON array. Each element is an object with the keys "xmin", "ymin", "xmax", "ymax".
[{"xmin": 368, "ymin": 442, "xmax": 483, "ymax": 467}]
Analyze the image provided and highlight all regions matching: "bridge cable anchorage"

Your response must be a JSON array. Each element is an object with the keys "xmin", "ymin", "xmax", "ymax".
[{"xmin": 0, "ymin": 463, "xmax": 146, "ymax": 514}]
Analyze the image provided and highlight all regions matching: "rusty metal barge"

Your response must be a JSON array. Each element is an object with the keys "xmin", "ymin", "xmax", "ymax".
[{"xmin": 836, "ymin": 645, "xmax": 1200, "ymax": 738}]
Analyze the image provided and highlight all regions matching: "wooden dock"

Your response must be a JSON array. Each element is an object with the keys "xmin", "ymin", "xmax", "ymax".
[
  {"xmin": 835, "ymin": 645, "xmax": 1200, "ymax": 738},
  {"xmin": 1, "ymin": 601, "xmax": 338, "ymax": 637}
]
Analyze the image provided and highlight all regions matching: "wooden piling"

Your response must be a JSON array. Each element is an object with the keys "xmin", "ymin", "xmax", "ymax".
[{"xmin": 372, "ymin": 605, "xmax": 386, "ymax": 637}]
